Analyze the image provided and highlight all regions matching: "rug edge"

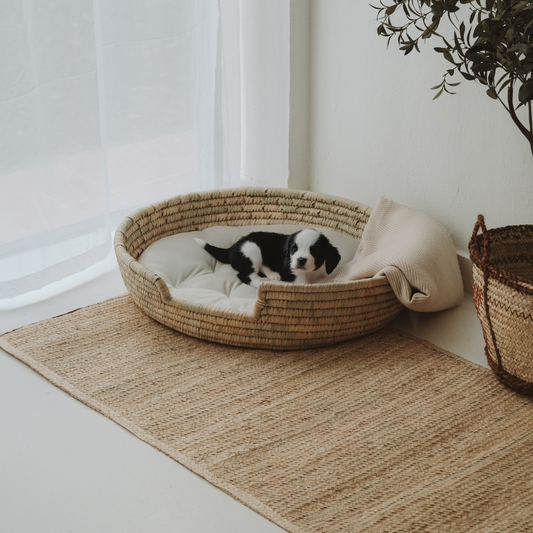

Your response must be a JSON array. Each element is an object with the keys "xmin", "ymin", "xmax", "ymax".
[
  {"xmin": 0, "ymin": 336, "xmax": 300, "ymax": 533},
  {"xmin": 388, "ymin": 326, "xmax": 491, "ymax": 374},
  {"xmin": 0, "ymin": 294, "xmax": 131, "ymax": 337}
]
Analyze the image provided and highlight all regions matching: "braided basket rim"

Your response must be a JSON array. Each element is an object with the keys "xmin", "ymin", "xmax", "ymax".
[{"xmin": 468, "ymin": 227, "xmax": 533, "ymax": 296}]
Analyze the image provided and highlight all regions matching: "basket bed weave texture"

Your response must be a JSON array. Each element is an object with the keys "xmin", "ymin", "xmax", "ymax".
[
  {"xmin": 114, "ymin": 187, "xmax": 404, "ymax": 349},
  {"xmin": 469, "ymin": 215, "xmax": 533, "ymax": 394}
]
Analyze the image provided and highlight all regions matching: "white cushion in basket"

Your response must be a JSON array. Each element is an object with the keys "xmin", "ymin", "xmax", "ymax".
[{"xmin": 138, "ymin": 225, "xmax": 359, "ymax": 314}]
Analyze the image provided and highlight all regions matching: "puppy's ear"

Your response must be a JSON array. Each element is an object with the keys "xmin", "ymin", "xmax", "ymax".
[{"xmin": 325, "ymin": 243, "xmax": 341, "ymax": 274}]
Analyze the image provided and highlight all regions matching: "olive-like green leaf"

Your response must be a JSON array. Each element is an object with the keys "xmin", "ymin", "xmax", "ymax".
[
  {"xmin": 518, "ymin": 80, "xmax": 533, "ymax": 104},
  {"xmin": 443, "ymin": 51, "xmax": 455, "ymax": 63},
  {"xmin": 461, "ymin": 71, "xmax": 476, "ymax": 81},
  {"xmin": 507, "ymin": 44, "xmax": 533, "ymax": 55},
  {"xmin": 465, "ymin": 52, "xmax": 491, "ymax": 62},
  {"xmin": 432, "ymin": 87, "xmax": 444, "ymax": 99}
]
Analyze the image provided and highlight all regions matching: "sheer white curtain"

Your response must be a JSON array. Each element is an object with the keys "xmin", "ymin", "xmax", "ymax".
[{"xmin": 0, "ymin": 0, "xmax": 289, "ymax": 301}]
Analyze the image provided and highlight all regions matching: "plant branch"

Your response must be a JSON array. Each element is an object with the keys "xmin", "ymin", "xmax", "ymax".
[
  {"xmin": 527, "ymin": 100, "xmax": 533, "ymax": 134},
  {"xmin": 495, "ymin": 91, "xmax": 511, "ymax": 115},
  {"xmin": 508, "ymin": 78, "xmax": 533, "ymax": 156}
]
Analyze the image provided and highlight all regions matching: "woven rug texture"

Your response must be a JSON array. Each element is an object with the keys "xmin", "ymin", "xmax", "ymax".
[{"xmin": 1, "ymin": 294, "xmax": 533, "ymax": 533}]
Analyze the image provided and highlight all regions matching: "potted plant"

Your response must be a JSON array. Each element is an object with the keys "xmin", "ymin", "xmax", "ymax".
[{"xmin": 374, "ymin": 0, "xmax": 533, "ymax": 393}]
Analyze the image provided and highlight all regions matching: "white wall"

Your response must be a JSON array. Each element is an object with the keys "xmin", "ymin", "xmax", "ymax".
[
  {"xmin": 289, "ymin": 0, "xmax": 311, "ymax": 190},
  {"xmin": 306, "ymin": 0, "xmax": 533, "ymax": 256}
]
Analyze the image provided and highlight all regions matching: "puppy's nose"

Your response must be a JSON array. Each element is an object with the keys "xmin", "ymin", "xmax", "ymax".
[{"xmin": 297, "ymin": 257, "xmax": 307, "ymax": 269}]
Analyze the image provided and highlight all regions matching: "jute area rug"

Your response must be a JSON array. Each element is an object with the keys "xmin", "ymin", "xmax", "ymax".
[{"xmin": 1, "ymin": 295, "xmax": 533, "ymax": 533}]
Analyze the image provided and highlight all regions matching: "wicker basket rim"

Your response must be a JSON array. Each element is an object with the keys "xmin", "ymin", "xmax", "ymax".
[
  {"xmin": 469, "ymin": 232, "xmax": 533, "ymax": 295},
  {"xmin": 116, "ymin": 186, "xmax": 372, "ymax": 230}
]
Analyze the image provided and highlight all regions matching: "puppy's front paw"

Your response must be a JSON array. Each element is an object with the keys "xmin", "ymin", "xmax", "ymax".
[
  {"xmin": 250, "ymin": 277, "xmax": 263, "ymax": 289},
  {"xmin": 261, "ymin": 266, "xmax": 281, "ymax": 281}
]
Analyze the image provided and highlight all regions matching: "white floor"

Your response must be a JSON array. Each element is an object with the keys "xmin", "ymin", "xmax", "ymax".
[{"xmin": 0, "ymin": 263, "xmax": 487, "ymax": 533}]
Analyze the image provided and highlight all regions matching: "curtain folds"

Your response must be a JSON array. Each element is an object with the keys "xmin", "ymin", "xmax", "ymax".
[{"xmin": 0, "ymin": 0, "xmax": 290, "ymax": 301}]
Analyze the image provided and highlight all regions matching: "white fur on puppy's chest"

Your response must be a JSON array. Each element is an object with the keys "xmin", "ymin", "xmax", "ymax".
[{"xmin": 293, "ymin": 263, "xmax": 328, "ymax": 284}]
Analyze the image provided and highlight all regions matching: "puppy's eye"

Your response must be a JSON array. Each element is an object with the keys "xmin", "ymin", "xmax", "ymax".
[{"xmin": 290, "ymin": 243, "xmax": 297, "ymax": 254}]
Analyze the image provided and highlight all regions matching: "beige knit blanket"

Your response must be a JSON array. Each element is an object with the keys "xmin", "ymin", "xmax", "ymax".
[{"xmin": 333, "ymin": 197, "xmax": 464, "ymax": 312}]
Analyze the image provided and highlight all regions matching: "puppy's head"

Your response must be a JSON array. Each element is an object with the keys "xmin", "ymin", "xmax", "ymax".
[{"xmin": 287, "ymin": 229, "xmax": 341, "ymax": 275}]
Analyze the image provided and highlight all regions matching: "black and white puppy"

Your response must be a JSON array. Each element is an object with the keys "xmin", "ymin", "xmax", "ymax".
[{"xmin": 195, "ymin": 229, "xmax": 341, "ymax": 288}]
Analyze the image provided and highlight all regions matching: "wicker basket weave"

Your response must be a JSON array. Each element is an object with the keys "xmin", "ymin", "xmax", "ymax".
[
  {"xmin": 469, "ymin": 215, "xmax": 533, "ymax": 393},
  {"xmin": 114, "ymin": 187, "xmax": 404, "ymax": 350}
]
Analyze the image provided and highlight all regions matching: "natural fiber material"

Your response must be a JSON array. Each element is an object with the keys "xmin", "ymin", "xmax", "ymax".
[
  {"xmin": 469, "ymin": 215, "xmax": 533, "ymax": 394},
  {"xmin": 2, "ymin": 295, "xmax": 533, "ymax": 533},
  {"xmin": 114, "ymin": 187, "xmax": 403, "ymax": 350}
]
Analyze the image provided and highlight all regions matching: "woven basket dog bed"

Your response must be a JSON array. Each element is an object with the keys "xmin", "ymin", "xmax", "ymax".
[
  {"xmin": 469, "ymin": 215, "xmax": 533, "ymax": 394},
  {"xmin": 114, "ymin": 187, "xmax": 404, "ymax": 349}
]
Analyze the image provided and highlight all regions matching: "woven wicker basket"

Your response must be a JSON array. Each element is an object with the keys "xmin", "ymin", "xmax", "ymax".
[
  {"xmin": 114, "ymin": 187, "xmax": 404, "ymax": 350},
  {"xmin": 469, "ymin": 215, "xmax": 533, "ymax": 393}
]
